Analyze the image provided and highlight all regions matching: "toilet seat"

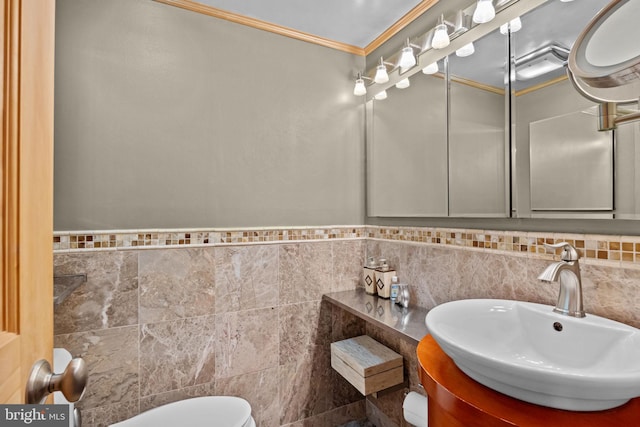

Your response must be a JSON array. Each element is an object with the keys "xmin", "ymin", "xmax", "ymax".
[{"xmin": 109, "ymin": 396, "xmax": 254, "ymax": 427}]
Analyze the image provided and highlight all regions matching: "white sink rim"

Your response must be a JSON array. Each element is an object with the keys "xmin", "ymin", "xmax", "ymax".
[{"xmin": 425, "ymin": 298, "xmax": 640, "ymax": 411}]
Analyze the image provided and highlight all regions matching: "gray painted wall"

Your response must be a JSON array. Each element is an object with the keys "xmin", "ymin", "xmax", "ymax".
[{"xmin": 54, "ymin": 0, "xmax": 365, "ymax": 230}]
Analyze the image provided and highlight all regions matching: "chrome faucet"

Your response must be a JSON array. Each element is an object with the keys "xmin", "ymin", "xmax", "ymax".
[{"xmin": 537, "ymin": 242, "xmax": 585, "ymax": 318}]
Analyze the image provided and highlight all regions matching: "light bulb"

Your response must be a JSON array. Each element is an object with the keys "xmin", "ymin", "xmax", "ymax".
[
  {"xmin": 473, "ymin": 0, "xmax": 495, "ymax": 24},
  {"xmin": 395, "ymin": 78, "xmax": 410, "ymax": 89},
  {"xmin": 353, "ymin": 78, "xmax": 366, "ymax": 96},
  {"xmin": 422, "ymin": 62, "xmax": 439, "ymax": 74},
  {"xmin": 500, "ymin": 17, "xmax": 522, "ymax": 35},
  {"xmin": 456, "ymin": 42, "xmax": 475, "ymax": 57},
  {"xmin": 432, "ymin": 24, "xmax": 450, "ymax": 49},
  {"xmin": 399, "ymin": 46, "xmax": 416, "ymax": 69},
  {"xmin": 374, "ymin": 64, "xmax": 389, "ymax": 84},
  {"xmin": 374, "ymin": 90, "xmax": 387, "ymax": 100}
]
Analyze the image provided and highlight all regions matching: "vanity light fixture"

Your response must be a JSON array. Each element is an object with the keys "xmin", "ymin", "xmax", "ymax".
[
  {"xmin": 473, "ymin": 0, "xmax": 496, "ymax": 24},
  {"xmin": 351, "ymin": 0, "xmax": 521, "ymax": 98},
  {"xmin": 395, "ymin": 78, "xmax": 411, "ymax": 89},
  {"xmin": 374, "ymin": 90, "xmax": 388, "ymax": 100},
  {"xmin": 456, "ymin": 42, "xmax": 475, "ymax": 57},
  {"xmin": 399, "ymin": 39, "xmax": 417, "ymax": 70},
  {"xmin": 422, "ymin": 62, "xmax": 439, "ymax": 74},
  {"xmin": 500, "ymin": 16, "xmax": 522, "ymax": 34},
  {"xmin": 374, "ymin": 57, "xmax": 390, "ymax": 84},
  {"xmin": 452, "ymin": 10, "xmax": 472, "ymax": 35},
  {"xmin": 432, "ymin": 15, "xmax": 450, "ymax": 49},
  {"xmin": 353, "ymin": 73, "xmax": 367, "ymax": 96}
]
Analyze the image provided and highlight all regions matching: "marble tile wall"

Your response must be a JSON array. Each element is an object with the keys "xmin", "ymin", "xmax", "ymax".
[
  {"xmin": 53, "ymin": 240, "xmax": 367, "ymax": 427},
  {"xmin": 365, "ymin": 239, "xmax": 640, "ymax": 330},
  {"xmin": 53, "ymin": 225, "xmax": 640, "ymax": 427}
]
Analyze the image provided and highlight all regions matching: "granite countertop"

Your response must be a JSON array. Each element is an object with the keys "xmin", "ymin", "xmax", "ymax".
[{"xmin": 323, "ymin": 288, "xmax": 430, "ymax": 344}]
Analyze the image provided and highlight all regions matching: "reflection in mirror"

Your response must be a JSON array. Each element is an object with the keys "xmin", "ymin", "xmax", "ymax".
[
  {"xmin": 510, "ymin": 0, "xmax": 623, "ymax": 218},
  {"xmin": 569, "ymin": 0, "xmax": 640, "ymax": 102},
  {"xmin": 367, "ymin": 60, "xmax": 448, "ymax": 217},
  {"xmin": 611, "ymin": 100, "xmax": 640, "ymax": 219},
  {"xmin": 448, "ymin": 26, "xmax": 508, "ymax": 217},
  {"xmin": 529, "ymin": 107, "xmax": 613, "ymax": 215},
  {"xmin": 367, "ymin": 0, "xmax": 640, "ymax": 221},
  {"xmin": 509, "ymin": 0, "xmax": 601, "ymax": 93},
  {"xmin": 368, "ymin": 23, "xmax": 513, "ymax": 218}
]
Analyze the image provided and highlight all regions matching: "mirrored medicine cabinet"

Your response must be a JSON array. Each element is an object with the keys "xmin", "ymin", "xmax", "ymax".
[{"xmin": 366, "ymin": 0, "xmax": 640, "ymax": 221}]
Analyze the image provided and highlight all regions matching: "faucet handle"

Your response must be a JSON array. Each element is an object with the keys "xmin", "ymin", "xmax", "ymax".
[{"xmin": 543, "ymin": 242, "xmax": 580, "ymax": 261}]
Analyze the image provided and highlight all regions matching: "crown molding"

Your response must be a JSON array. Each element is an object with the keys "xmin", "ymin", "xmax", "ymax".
[
  {"xmin": 364, "ymin": 0, "xmax": 439, "ymax": 56},
  {"xmin": 154, "ymin": 0, "xmax": 366, "ymax": 55},
  {"xmin": 515, "ymin": 75, "xmax": 568, "ymax": 97}
]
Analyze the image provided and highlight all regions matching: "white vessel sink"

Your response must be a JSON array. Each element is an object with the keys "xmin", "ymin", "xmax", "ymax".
[{"xmin": 425, "ymin": 299, "xmax": 640, "ymax": 411}]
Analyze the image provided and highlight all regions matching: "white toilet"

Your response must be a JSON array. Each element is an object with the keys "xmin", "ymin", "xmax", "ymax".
[{"xmin": 110, "ymin": 396, "xmax": 255, "ymax": 427}]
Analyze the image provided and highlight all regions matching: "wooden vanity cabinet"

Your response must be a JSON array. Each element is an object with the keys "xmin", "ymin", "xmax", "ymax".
[{"xmin": 417, "ymin": 335, "xmax": 640, "ymax": 427}]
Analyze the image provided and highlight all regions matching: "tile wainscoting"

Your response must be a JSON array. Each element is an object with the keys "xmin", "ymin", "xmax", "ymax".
[
  {"xmin": 54, "ymin": 238, "xmax": 367, "ymax": 427},
  {"xmin": 53, "ymin": 225, "xmax": 640, "ymax": 427}
]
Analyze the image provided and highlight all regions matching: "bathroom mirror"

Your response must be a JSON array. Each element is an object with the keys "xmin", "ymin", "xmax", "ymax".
[
  {"xmin": 367, "ymin": 26, "xmax": 510, "ymax": 218},
  {"xmin": 528, "ymin": 107, "xmax": 613, "ymax": 214},
  {"xmin": 448, "ymin": 27, "xmax": 509, "ymax": 217},
  {"xmin": 510, "ymin": 0, "xmax": 640, "ymax": 219},
  {"xmin": 367, "ymin": 0, "xmax": 640, "ymax": 220},
  {"xmin": 367, "ymin": 61, "xmax": 448, "ymax": 217}
]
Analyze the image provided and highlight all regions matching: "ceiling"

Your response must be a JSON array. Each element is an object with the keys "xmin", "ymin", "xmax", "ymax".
[
  {"xmin": 159, "ymin": 0, "xmax": 438, "ymax": 53},
  {"xmin": 158, "ymin": 0, "xmax": 613, "ymax": 92},
  {"xmin": 194, "ymin": 0, "xmax": 424, "ymax": 48}
]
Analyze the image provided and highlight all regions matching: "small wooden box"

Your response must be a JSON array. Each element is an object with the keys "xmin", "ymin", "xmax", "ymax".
[{"xmin": 330, "ymin": 335, "xmax": 403, "ymax": 395}]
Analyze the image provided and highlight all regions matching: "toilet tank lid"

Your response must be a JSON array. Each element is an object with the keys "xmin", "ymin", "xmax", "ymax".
[{"xmin": 109, "ymin": 396, "xmax": 252, "ymax": 427}]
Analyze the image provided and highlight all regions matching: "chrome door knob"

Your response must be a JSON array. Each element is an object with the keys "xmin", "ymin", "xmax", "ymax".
[{"xmin": 25, "ymin": 357, "xmax": 88, "ymax": 404}]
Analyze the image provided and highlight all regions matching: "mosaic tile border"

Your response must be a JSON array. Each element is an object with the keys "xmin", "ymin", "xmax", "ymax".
[
  {"xmin": 53, "ymin": 227, "xmax": 366, "ymax": 251},
  {"xmin": 365, "ymin": 226, "xmax": 640, "ymax": 267},
  {"xmin": 53, "ymin": 225, "xmax": 640, "ymax": 268}
]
